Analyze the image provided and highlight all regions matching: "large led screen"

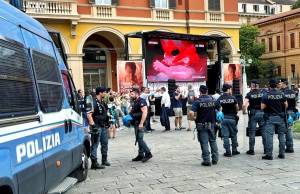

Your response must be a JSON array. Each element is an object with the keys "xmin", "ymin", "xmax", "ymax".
[{"xmin": 145, "ymin": 39, "xmax": 207, "ymax": 82}]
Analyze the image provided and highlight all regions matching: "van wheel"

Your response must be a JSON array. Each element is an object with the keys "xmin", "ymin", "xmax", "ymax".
[{"xmin": 72, "ymin": 147, "xmax": 88, "ymax": 182}]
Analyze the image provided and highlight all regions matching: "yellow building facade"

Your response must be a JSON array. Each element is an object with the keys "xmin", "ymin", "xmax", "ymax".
[{"xmin": 22, "ymin": 0, "xmax": 241, "ymax": 91}]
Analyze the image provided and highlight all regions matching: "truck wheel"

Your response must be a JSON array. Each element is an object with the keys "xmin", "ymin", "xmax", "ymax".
[{"xmin": 72, "ymin": 147, "xmax": 88, "ymax": 182}]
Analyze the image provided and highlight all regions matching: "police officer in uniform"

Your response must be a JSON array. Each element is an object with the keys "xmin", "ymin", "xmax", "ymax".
[
  {"xmin": 243, "ymin": 80, "xmax": 266, "ymax": 155},
  {"xmin": 189, "ymin": 85, "xmax": 218, "ymax": 166},
  {"xmin": 217, "ymin": 84, "xmax": 240, "ymax": 157},
  {"xmin": 130, "ymin": 88, "xmax": 153, "ymax": 162},
  {"xmin": 87, "ymin": 87, "xmax": 111, "ymax": 169},
  {"xmin": 261, "ymin": 79, "xmax": 288, "ymax": 160},
  {"xmin": 280, "ymin": 79, "xmax": 296, "ymax": 153}
]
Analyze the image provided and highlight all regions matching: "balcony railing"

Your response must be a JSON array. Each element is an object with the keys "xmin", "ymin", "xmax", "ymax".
[
  {"xmin": 23, "ymin": 0, "xmax": 77, "ymax": 15},
  {"xmin": 92, "ymin": 5, "xmax": 116, "ymax": 18},
  {"xmin": 206, "ymin": 11, "xmax": 224, "ymax": 23},
  {"xmin": 153, "ymin": 9, "xmax": 173, "ymax": 21}
]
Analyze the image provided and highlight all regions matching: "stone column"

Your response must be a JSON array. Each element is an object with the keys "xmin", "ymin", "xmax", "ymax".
[{"xmin": 67, "ymin": 54, "xmax": 84, "ymax": 91}]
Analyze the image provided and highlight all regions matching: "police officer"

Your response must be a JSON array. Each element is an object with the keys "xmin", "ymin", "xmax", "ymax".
[
  {"xmin": 280, "ymin": 78, "xmax": 296, "ymax": 153},
  {"xmin": 217, "ymin": 84, "xmax": 240, "ymax": 157},
  {"xmin": 87, "ymin": 86, "xmax": 111, "ymax": 169},
  {"xmin": 243, "ymin": 80, "xmax": 266, "ymax": 155},
  {"xmin": 189, "ymin": 85, "xmax": 218, "ymax": 166},
  {"xmin": 261, "ymin": 79, "xmax": 288, "ymax": 160},
  {"xmin": 130, "ymin": 88, "xmax": 153, "ymax": 162}
]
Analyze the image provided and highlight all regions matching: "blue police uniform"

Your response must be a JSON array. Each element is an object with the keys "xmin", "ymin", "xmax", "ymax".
[
  {"xmin": 131, "ymin": 97, "xmax": 152, "ymax": 160},
  {"xmin": 262, "ymin": 88, "xmax": 287, "ymax": 159},
  {"xmin": 282, "ymin": 87, "xmax": 297, "ymax": 152},
  {"xmin": 91, "ymin": 98, "xmax": 109, "ymax": 166},
  {"xmin": 217, "ymin": 93, "xmax": 239, "ymax": 156},
  {"xmin": 245, "ymin": 89, "xmax": 266, "ymax": 154},
  {"xmin": 192, "ymin": 94, "xmax": 218, "ymax": 165}
]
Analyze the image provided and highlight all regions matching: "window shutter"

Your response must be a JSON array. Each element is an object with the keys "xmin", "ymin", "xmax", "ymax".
[
  {"xmin": 89, "ymin": 0, "xmax": 95, "ymax": 4},
  {"xmin": 169, "ymin": 0, "xmax": 176, "ymax": 9},
  {"xmin": 111, "ymin": 0, "xmax": 119, "ymax": 5},
  {"xmin": 150, "ymin": 0, "xmax": 155, "ymax": 8}
]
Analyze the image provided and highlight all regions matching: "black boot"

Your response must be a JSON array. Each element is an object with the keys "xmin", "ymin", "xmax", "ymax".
[
  {"xmin": 246, "ymin": 150, "xmax": 255, "ymax": 155},
  {"xmin": 132, "ymin": 155, "xmax": 144, "ymax": 162},
  {"xmin": 285, "ymin": 148, "xmax": 294, "ymax": 153},
  {"xmin": 201, "ymin": 161, "xmax": 211, "ymax": 166},
  {"xmin": 232, "ymin": 151, "xmax": 240, "ymax": 156},
  {"xmin": 142, "ymin": 152, "xmax": 153, "ymax": 163},
  {"xmin": 91, "ymin": 159, "xmax": 105, "ymax": 169},
  {"xmin": 223, "ymin": 151, "xmax": 232, "ymax": 157},
  {"xmin": 262, "ymin": 155, "xmax": 273, "ymax": 160},
  {"xmin": 278, "ymin": 154, "xmax": 285, "ymax": 159},
  {"xmin": 102, "ymin": 155, "xmax": 111, "ymax": 166}
]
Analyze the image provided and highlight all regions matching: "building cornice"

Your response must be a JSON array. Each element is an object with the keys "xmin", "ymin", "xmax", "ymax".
[{"xmin": 77, "ymin": 17, "xmax": 240, "ymax": 29}]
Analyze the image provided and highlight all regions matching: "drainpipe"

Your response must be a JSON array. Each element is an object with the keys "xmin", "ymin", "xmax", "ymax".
[{"xmin": 185, "ymin": 0, "xmax": 190, "ymax": 34}]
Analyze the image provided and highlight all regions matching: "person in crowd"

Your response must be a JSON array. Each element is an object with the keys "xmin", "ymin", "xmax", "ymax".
[
  {"xmin": 212, "ymin": 89, "xmax": 221, "ymax": 100},
  {"xmin": 108, "ymin": 96, "xmax": 117, "ymax": 138},
  {"xmin": 160, "ymin": 87, "xmax": 171, "ymax": 131},
  {"xmin": 186, "ymin": 84, "xmax": 195, "ymax": 131},
  {"xmin": 243, "ymin": 80, "xmax": 265, "ymax": 155},
  {"xmin": 87, "ymin": 86, "xmax": 111, "ymax": 169},
  {"xmin": 261, "ymin": 79, "xmax": 287, "ymax": 160},
  {"xmin": 189, "ymin": 85, "xmax": 218, "ymax": 166},
  {"xmin": 279, "ymin": 79, "xmax": 296, "ymax": 153},
  {"xmin": 121, "ymin": 92, "xmax": 130, "ymax": 116},
  {"xmin": 149, "ymin": 94, "xmax": 157, "ymax": 123},
  {"xmin": 140, "ymin": 87, "xmax": 155, "ymax": 132},
  {"xmin": 173, "ymin": 86, "xmax": 185, "ymax": 130},
  {"xmin": 130, "ymin": 88, "xmax": 153, "ymax": 162},
  {"xmin": 216, "ymin": 84, "xmax": 240, "ymax": 157}
]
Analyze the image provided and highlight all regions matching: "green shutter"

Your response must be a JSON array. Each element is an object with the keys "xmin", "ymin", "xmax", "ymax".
[{"xmin": 89, "ymin": 0, "xmax": 95, "ymax": 4}]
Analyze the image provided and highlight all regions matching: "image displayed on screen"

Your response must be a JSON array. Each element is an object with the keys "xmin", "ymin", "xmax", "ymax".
[
  {"xmin": 117, "ymin": 61, "xmax": 143, "ymax": 92},
  {"xmin": 145, "ymin": 38, "xmax": 208, "ymax": 82},
  {"xmin": 224, "ymin": 63, "xmax": 241, "ymax": 85}
]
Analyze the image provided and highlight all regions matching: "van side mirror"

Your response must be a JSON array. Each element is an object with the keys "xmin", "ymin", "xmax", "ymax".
[{"xmin": 85, "ymin": 95, "xmax": 94, "ymax": 112}]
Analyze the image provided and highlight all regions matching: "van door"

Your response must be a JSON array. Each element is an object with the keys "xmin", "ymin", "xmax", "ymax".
[
  {"xmin": 61, "ymin": 71, "xmax": 84, "ymax": 170},
  {"xmin": 0, "ymin": 31, "xmax": 45, "ymax": 194}
]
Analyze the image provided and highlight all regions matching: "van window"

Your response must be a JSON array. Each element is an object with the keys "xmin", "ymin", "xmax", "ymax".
[
  {"xmin": 0, "ymin": 18, "xmax": 24, "ymax": 43},
  {"xmin": 22, "ymin": 29, "xmax": 56, "ymax": 57},
  {"xmin": 62, "ymin": 72, "xmax": 81, "ymax": 114},
  {"xmin": 31, "ymin": 50, "xmax": 63, "ymax": 113},
  {"xmin": 0, "ymin": 38, "xmax": 37, "ymax": 118}
]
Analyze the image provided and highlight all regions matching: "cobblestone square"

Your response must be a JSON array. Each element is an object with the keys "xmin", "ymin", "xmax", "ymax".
[{"xmin": 67, "ymin": 113, "xmax": 300, "ymax": 194}]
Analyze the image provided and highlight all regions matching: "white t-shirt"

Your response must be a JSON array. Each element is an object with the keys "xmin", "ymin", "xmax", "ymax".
[{"xmin": 161, "ymin": 92, "xmax": 171, "ymax": 108}]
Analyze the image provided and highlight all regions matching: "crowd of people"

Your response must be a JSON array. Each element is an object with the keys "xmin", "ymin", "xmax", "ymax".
[{"xmin": 78, "ymin": 77, "xmax": 299, "ymax": 169}]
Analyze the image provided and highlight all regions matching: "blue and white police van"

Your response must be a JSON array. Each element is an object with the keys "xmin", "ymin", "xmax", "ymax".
[{"xmin": 0, "ymin": 1, "xmax": 90, "ymax": 194}]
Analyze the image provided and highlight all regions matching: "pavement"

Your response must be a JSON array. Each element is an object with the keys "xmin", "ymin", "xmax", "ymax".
[{"xmin": 67, "ymin": 112, "xmax": 300, "ymax": 194}]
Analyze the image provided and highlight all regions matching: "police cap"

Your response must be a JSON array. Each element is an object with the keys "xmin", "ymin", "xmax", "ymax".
[
  {"xmin": 222, "ymin": 84, "xmax": 232, "ymax": 92},
  {"xmin": 95, "ymin": 86, "xmax": 107, "ymax": 95},
  {"xmin": 268, "ymin": 79, "xmax": 278, "ymax": 88},
  {"xmin": 199, "ymin": 85, "xmax": 208, "ymax": 93},
  {"xmin": 251, "ymin": 79, "xmax": 260, "ymax": 84}
]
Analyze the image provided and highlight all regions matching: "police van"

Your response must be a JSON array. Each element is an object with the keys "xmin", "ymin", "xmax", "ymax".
[{"xmin": 0, "ymin": 1, "xmax": 90, "ymax": 194}]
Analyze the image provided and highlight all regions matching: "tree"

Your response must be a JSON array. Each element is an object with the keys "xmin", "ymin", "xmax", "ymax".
[
  {"xmin": 239, "ymin": 25, "xmax": 265, "ymax": 81},
  {"xmin": 258, "ymin": 61, "xmax": 278, "ymax": 85},
  {"xmin": 292, "ymin": 0, "xmax": 300, "ymax": 9}
]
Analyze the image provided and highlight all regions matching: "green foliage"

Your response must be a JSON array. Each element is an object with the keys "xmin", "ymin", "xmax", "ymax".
[
  {"xmin": 292, "ymin": 0, "xmax": 300, "ymax": 9},
  {"xmin": 240, "ymin": 25, "xmax": 266, "ymax": 82},
  {"xmin": 257, "ymin": 61, "xmax": 278, "ymax": 85}
]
